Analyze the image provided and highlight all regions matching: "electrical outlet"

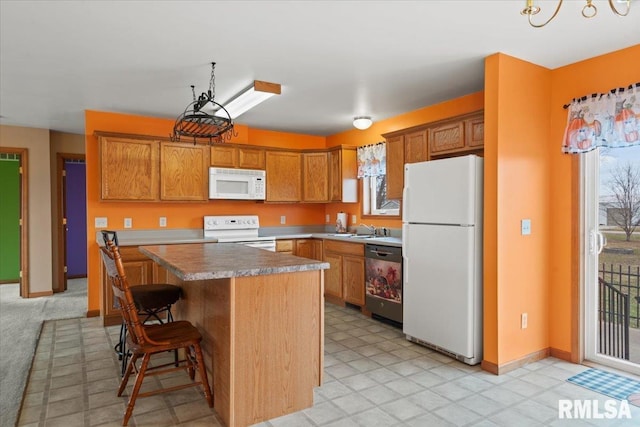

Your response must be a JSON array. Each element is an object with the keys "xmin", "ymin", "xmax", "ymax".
[
  {"xmin": 280, "ymin": 215, "xmax": 286, "ymax": 225},
  {"xmin": 521, "ymin": 219, "xmax": 531, "ymax": 236},
  {"xmin": 95, "ymin": 217, "xmax": 108, "ymax": 228},
  {"xmin": 521, "ymin": 313, "xmax": 528, "ymax": 329},
  {"xmin": 326, "ymin": 214, "xmax": 330, "ymax": 223},
  {"xmin": 159, "ymin": 217, "xmax": 167, "ymax": 227},
  {"xmin": 352, "ymin": 215, "xmax": 357, "ymax": 224},
  {"xmin": 124, "ymin": 218, "xmax": 132, "ymax": 229}
]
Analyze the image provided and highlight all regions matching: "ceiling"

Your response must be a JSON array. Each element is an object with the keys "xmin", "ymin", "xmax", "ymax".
[{"xmin": 1, "ymin": 1, "xmax": 639, "ymax": 137}]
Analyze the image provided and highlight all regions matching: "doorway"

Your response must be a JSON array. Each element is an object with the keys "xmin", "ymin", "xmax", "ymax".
[
  {"xmin": 583, "ymin": 146, "xmax": 640, "ymax": 374},
  {"xmin": 56, "ymin": 154, "xmax": 86, "ymax": 293},
  {"xmin": 0, "ymin": 148, "xmax": 28, "ymax": 297}
]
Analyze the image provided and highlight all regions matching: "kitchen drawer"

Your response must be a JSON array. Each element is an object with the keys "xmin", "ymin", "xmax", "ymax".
[
  {"xmin": 276, "ymin": 239, "xmax": 294, "ymax": 253},
  {"xmin": 324, "ymin": 240, "xmax": 364, "ymax": 256}
]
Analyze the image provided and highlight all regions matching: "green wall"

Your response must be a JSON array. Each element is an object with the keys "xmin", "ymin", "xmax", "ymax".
[{"xmin": 0, "ymin": 158, "xmax": 20, "ymax": 281}]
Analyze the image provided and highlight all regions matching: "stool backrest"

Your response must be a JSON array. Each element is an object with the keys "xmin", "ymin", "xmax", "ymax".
[{"xmin": 100, "ymin": 238, "xmax": 150, "ymax": 347}]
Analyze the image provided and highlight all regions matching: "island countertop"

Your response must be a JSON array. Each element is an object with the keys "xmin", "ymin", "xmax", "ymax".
[{"xmin": 139, "ymin": 242, "xmax": 329, "ymax": 281}]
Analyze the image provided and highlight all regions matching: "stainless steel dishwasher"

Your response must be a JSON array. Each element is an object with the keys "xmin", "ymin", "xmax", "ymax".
[{"xmin": 365, "ymin": 244, "xmax": 402, "ymax": 324}]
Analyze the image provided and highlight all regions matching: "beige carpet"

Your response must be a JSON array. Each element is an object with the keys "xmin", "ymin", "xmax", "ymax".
[{"xmin": 0, "ymin": 279, "xmax": 87, "ymax": 427}]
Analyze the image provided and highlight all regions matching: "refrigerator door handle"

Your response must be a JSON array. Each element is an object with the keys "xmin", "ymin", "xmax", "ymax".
[{"xmin": 402, "ymin": 184, "xmax": 409, "ymax": 223}]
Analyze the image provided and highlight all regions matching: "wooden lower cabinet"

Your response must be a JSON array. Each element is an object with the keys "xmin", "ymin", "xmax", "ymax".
[
  {"xmin": 100, "ymin": 246, "xmax": 155, "ymax": 326},
  {"xmin": 323, "ymin": 240, "xmax": 365, "ymax": 308},
  {"xmin": 295, "ymin": 239, "xmax": 323, "ymax": 260},
  {"xmin": 275, "ymin": 239, "xmax": 294, "ymax": 255}
]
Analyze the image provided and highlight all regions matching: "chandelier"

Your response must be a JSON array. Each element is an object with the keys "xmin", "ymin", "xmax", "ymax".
[
  {"xmin": 521, "ymin": 0, "xmax": 631, "ymax": 28},
  {"xmin": 171, "ymin": 62, "xmax": 235, "ymax": 144}
]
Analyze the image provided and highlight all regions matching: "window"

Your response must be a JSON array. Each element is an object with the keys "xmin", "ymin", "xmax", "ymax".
[{"xmin": 362, "ymin": 175, "xmax": 400, "ymax": 216}]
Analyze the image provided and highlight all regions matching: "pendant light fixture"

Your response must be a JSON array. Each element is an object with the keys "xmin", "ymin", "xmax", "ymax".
[{"xmin": 521, "ymin": 0, "xmax": 631, "ymax": 28}]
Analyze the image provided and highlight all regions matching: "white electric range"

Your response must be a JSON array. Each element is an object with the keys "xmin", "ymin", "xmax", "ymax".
[{"xmin": 203, "ymin": 215, "xmax": 276, "ymax": 251}]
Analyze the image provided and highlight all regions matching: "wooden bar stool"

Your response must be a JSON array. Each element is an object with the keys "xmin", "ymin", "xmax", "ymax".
[
  {"xmin": 101, "ymin": 231, "xmax": 182, "ymax": 376},
  {"xmin": 100, "ymin": 236, "xmax": 213, "ymax": 426}
]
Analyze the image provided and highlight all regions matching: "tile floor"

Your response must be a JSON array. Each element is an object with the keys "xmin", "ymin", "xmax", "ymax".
[{"xmin": 17, "ymin": 303, "xmax": 640, "ymax": 426}]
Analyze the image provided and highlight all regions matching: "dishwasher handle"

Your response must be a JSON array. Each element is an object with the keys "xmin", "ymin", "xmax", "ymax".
[{"xmin": 370, "ymin": 249, "xmax": 393, "ymax": 257}]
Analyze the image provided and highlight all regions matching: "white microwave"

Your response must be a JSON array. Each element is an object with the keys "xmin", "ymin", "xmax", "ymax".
[{"xmin": 209, "ymin": 167, "xmax": 266, "ymax": 200}]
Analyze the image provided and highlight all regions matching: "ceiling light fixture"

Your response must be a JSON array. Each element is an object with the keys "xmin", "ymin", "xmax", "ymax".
[
  {"xmin": 521, "ymin": 0, "xmax": 631, "ymax": 28},
  {"xmin": 353, "ymin": 116, "xmax": 373, "ymax": 130},
  {"xmin": 171, "ymin": 62, "xmax": 235, "ymax": 144},
  {"xmin": 214, "ymin": 80, "xmax": 281, "ymax": 119}
]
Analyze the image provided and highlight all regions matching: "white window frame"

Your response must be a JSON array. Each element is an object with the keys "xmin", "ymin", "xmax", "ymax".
[{"xmin": 362, "ymin": 176, "xmax": 400, "ymax": 216}]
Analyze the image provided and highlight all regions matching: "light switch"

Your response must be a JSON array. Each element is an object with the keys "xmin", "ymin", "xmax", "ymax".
[
  {"xmin": 521, "ymin": 219, "xmax": 531, "ymax": 236},
  {"xmin": 124, "ymin": 218, "xmax": 132, "ymax": 228},
  {"xmin": 95, "ymin": 217, "xmax": 108, "ymax": 228}
]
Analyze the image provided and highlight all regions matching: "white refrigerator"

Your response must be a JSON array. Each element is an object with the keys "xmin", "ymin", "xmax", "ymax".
[{"xmin": 402, "ymin": 155, "xmax": 483, "ymax": 365}]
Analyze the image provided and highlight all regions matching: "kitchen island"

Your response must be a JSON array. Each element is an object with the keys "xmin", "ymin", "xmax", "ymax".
[{"xmin": 139, "ymin": 243, "xmax": 329, "ymax": 427}]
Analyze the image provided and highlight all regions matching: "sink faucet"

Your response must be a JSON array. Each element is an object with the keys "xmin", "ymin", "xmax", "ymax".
[{"xmin": 360, "ymin": 223, "xmax": 377, "ymax": 236}]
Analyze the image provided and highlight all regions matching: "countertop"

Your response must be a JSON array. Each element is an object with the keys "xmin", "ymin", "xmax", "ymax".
[
  {"xmin": 96, "ymin": 228, "xmax": 402, "ymax": 248},
  {"xmin": 139, "ymin": 243, "xmax": 330, "ymax": 281}
]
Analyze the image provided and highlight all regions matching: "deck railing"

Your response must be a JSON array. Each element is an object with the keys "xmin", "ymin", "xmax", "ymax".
[
  {"xmin": 598, "ymin": 277, "xmax": 630, "ymax": 360},
  {"xmin": 600, "ymin": 263, "xmax": 640, "ymax": 328}
]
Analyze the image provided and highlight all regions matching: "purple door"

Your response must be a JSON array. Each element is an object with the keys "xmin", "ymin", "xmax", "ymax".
[{"xmin": 65, "ymin": 161, "xmax": 87, "ymax": 277}]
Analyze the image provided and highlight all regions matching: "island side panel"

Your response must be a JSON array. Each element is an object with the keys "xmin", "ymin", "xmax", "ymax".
[
  {"xmin": 173, "ymin": 276, "xmax": 235, "ymax": 427},
  {"xmin": 233, "ymin": 270, "xmax": 323, "ymax": 426}
]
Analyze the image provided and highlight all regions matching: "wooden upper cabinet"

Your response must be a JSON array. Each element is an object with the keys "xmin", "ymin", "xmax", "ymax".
[
  {"xmin": 302, "ymin": 152, "xmax": 329, "ymax": 202},
  {"xmin": 429, "ymin": 121, "xmax": 465, "ymax": 155},
  {"xmin": 329, "ymin": 147, "xmax": 357, "ymax": 203},
  {"xmin": 385, "ymin": 135, "xmax": 405, "ymax": 200},
  {"xmin": 265, "ymin": 151, "xmax": 301, "ymax": 202},
  {"xmin": 211, "ymin": 145, "xmax": 265, "ymax": 169},
  {"xmin": 465, "ymin": 115, "xmax": 484, "ymax": 148},
  {"xmin": 404, "ymin": 130, "xmax": 428, "ymax": 164},
  {"xmin": 238, "ymin": 147, "xmax": 265, "ymax": 169},
  {"xmin": 100, "ymin": 136, "xmax": 159, "ymax": 201},
  {"xmin": 210, "ymin": 145, "xmax": 237, "ymax": 168},
  {"xmin": 160, "ymin": 143, "xmax": 209, "ymax": 201}
]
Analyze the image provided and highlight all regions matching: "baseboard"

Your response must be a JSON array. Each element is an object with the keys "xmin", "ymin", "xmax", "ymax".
[
  {"xmin": 27, "ymin": 290, "xmax": 54, "ymax": 298},
  {"xmin": 86, "ymin": 309, "xmax": 100, "ymax": 318},
  {"xmin": 0, "ymin": 279, "xmax": 20, "ymax": 285},
  {"xmin": 550, "ymin": 347, "xmax": 573, "ymax": 362},
  {"xmin": 481, "ymin": 348, "xmax": 550, "ymax": 375}
]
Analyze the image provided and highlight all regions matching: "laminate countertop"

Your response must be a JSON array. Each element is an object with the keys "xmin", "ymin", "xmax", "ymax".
[{"xmin": 139, "ymin": 242, "xmax": 329, "ymax": 281}]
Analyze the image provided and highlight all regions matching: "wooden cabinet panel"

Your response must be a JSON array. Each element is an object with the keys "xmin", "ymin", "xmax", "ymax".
[
  {"xmin": 343, "ymin": 255, "xmax": 365, "ymax": 306},
  {"xmin": 465, "ymin": 116, "xmax": 484, "ymax": 148},
  {"xmin": 323, "ymin": 252, "xmax": 343, "ymax": 299},
  {"xmin": 295, "ymin": 239, "xmax": 323, "ymax": 261},
  {"xmin": 210, "ymin": 145, "xmax": 237, "ymax": 168},
  {"xmin": 323, "ymin": 240, "xmax": 364, "ymax": 307},
  {"xmin": 265, "ymin": 151, "xmax": 301, "ymax": 202},
  {"xmin": 100, "ymin": 137, "xmax": 159, "ymax": 200},
  {"xmin": 212, "ymin": 145, "xmax": 265, "ymax": 169},
  {"xmin": 101, "ymin": 246, "xmax": 153, "ymax": 326},
  {"xmin": 404, "ymin": 130, "xmax": 428, "ymax": 164},
  {"xmin": 238, "ymin": 147, "xmax": 265, "ymax": 169},
  {"xmin": 329, "ymin": 148, "xmax": 357, "ymax": 203},
  {"xmin": 429, "ymin": 121, "xmax": 465, "ymax": 154},
  {"xmin": 302, "ymin": 152, "xmax": 329, "ymax": 202},
  {"xmin": 385, "ymin": 135, "xmax": 405, "ymax": 200},
  {"xmin": 276, "ymin": 239, "xmax": 294, "ymax": 255},
  {"xmin": 160, "ymin": 143, "xmax": 209, "ymax": 201},
  {"xmin": 324, "ymin": 240, "xmax": 364, "ymax": 256}
]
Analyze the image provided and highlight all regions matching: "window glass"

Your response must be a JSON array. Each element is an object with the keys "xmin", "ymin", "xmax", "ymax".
[{"xmin": 363, "ymin": 176, "xmax": 400, "ymax": 216}]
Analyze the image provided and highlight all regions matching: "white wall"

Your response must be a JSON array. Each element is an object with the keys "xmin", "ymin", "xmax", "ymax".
[{"xmin": 0, "ymin": 125, "xmax": 53, "ymax": 295}]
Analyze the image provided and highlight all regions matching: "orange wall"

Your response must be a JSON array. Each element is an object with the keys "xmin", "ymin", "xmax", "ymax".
[
  {"xmin": 484, "ymin": 54, "xmax": 552, "ymax": 366},
  {"xmin": 483, "ymin": 44, "xmax": 640, "ymax": 368},
  {"xmin": 84, "ymin": 110, "xmax": 327, "ymax": 313},
  {"xmin": 547, "ymin": 44, "xmax": 640, "ymax": 354},
  {"xmin": 325, "ymin": 92, "xmax": 485, "ymax": 230}
]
